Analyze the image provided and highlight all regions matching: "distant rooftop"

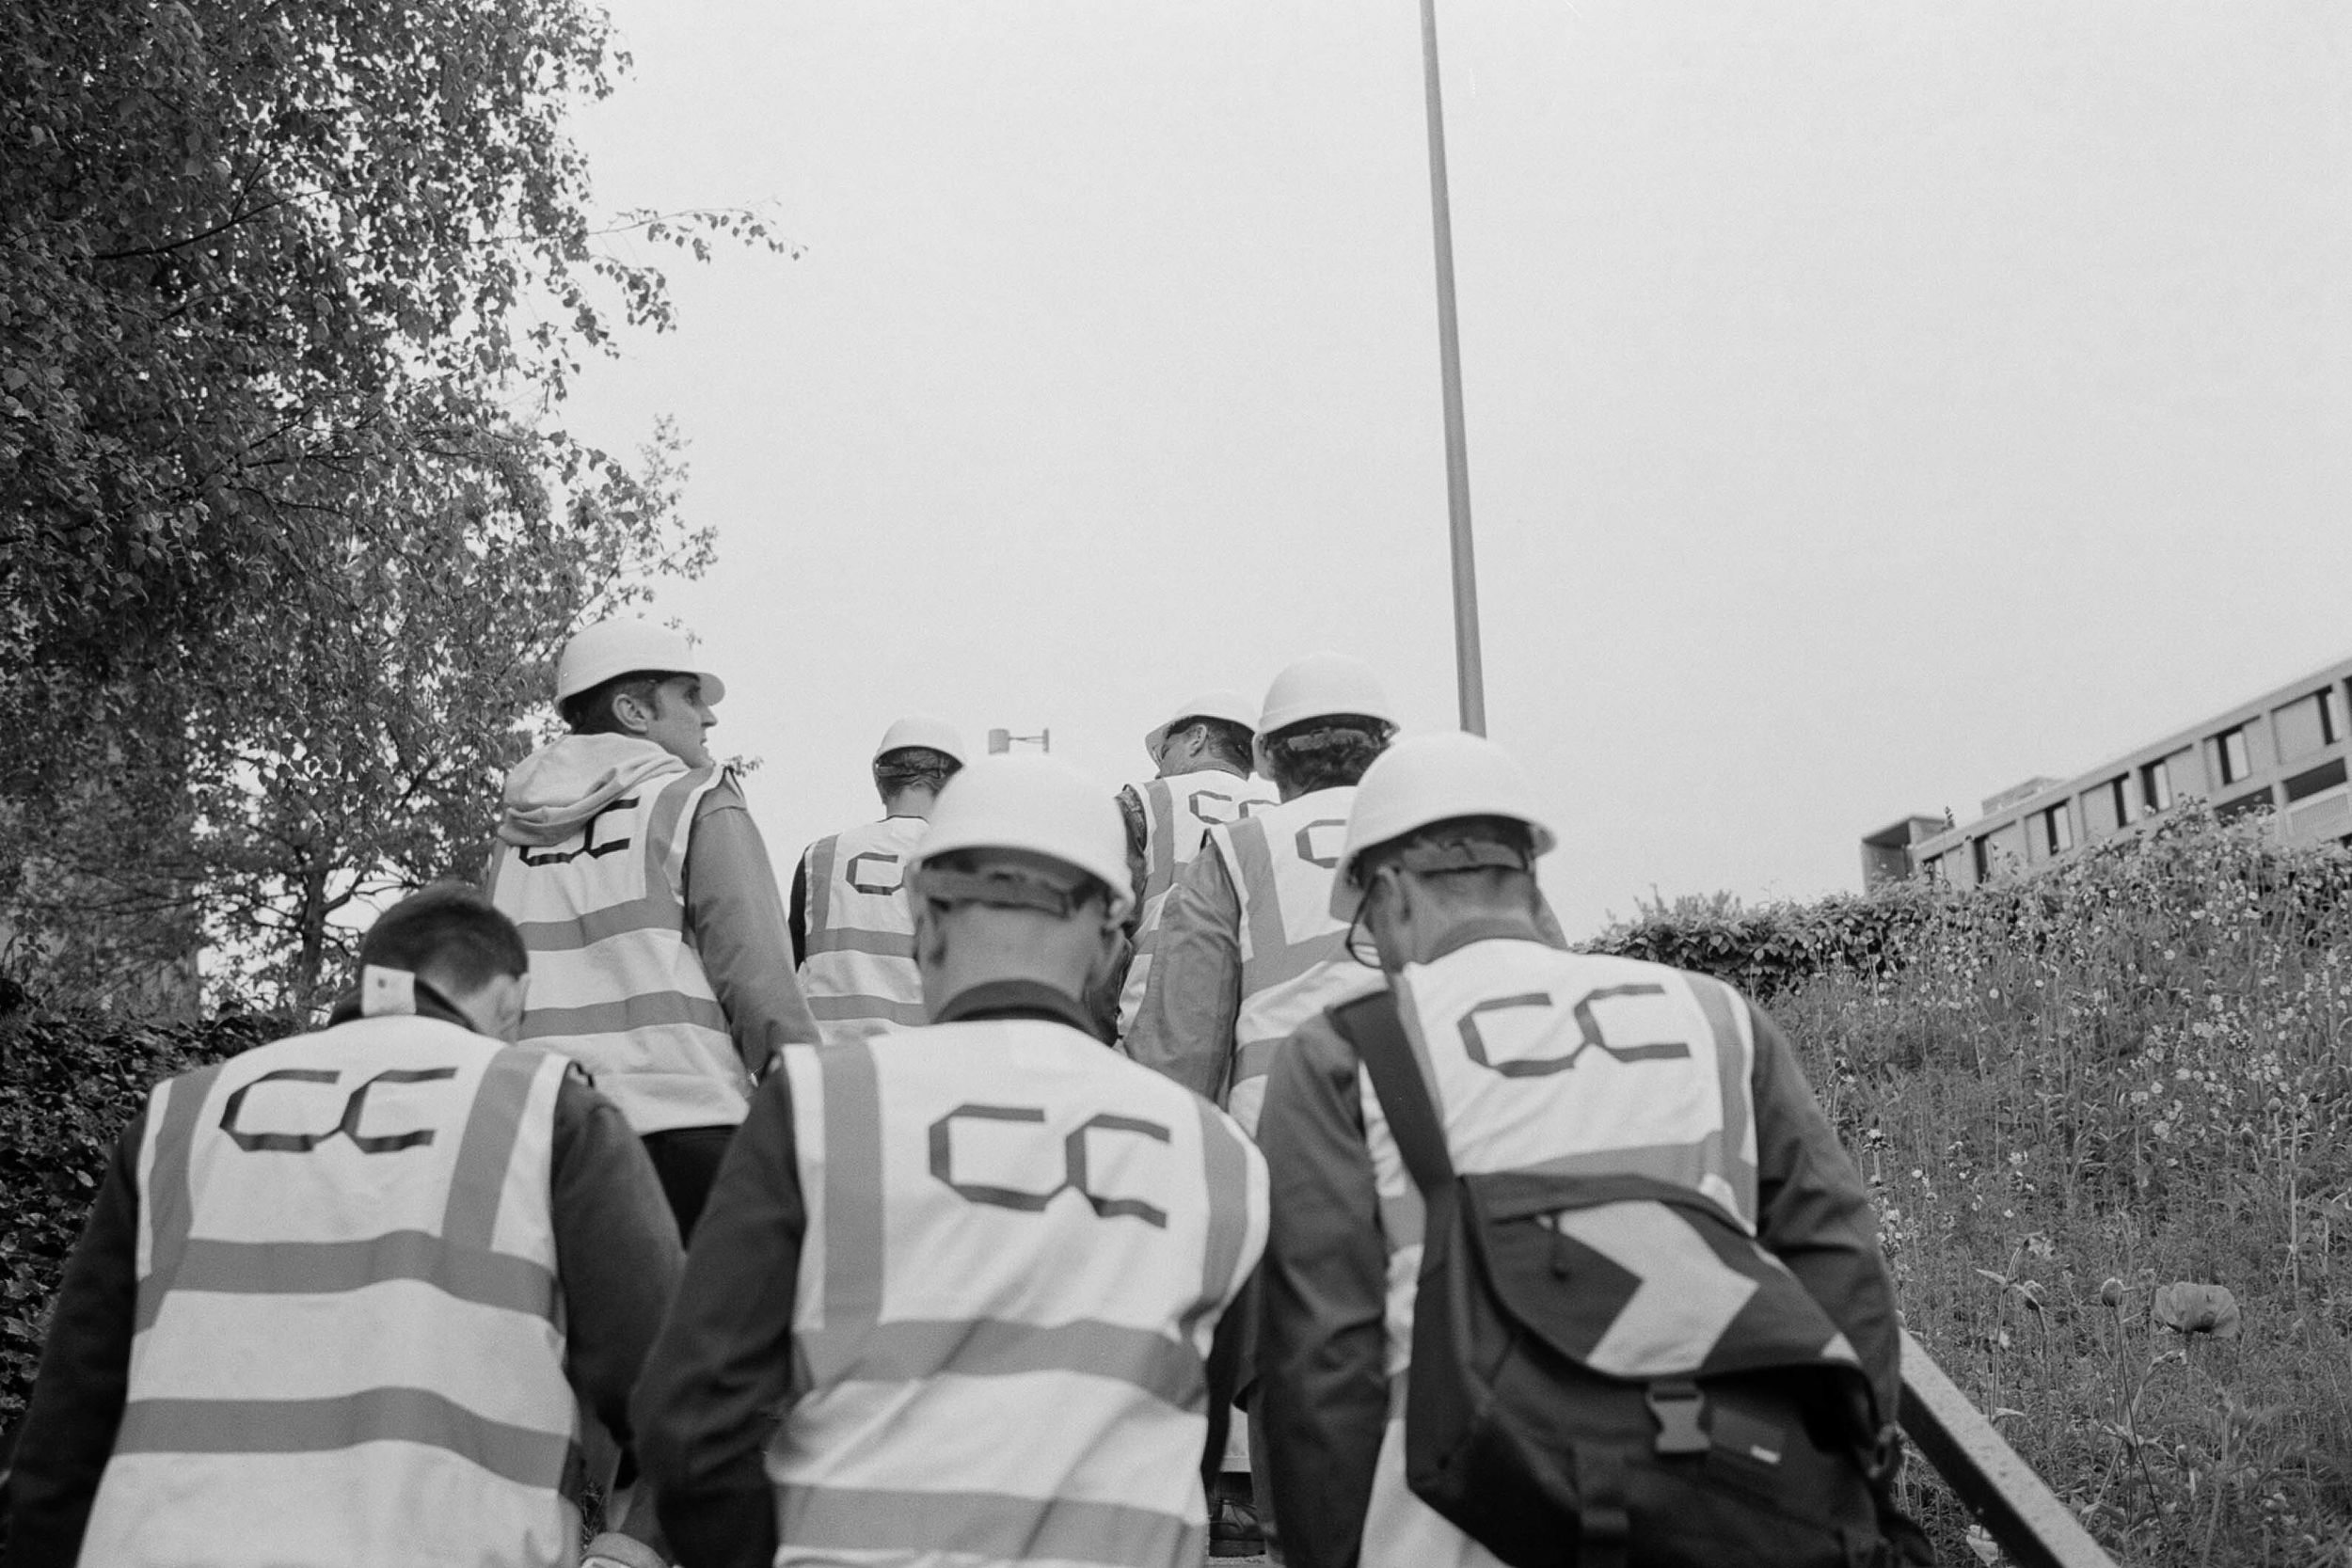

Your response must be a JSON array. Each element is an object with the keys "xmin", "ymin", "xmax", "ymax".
[{"xmin": 1863, "ymin": 652, "xmax": 2352, "ymax": 889}]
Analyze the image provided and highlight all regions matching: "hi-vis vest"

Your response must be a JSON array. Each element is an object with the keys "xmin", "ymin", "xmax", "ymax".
[
  {"xmin": 79, "ymin": 1018, "xmax": 582, "ymax": 1568},
  {"xmin": 1207, "ymin": 785, "xmax": 1379, "ymax": 1137},
  {"xmin": 1355, "ymin": 940, "xmax": 1862, "ymax": 1568},
  {"xmin": 769, "ymin": 1019, "xmax": 1269, "ymax": 1568},
  {"xmin": 797, "ymin": 816, "xmax": 927, "ymax": 1045},
  {"xmin": 1117, "ymin": 769, "xmax": 1279, "ymax": 1039},
  {"xmin": 490, "ymin": 764, "xmax": 745, "ymax": 1133}
]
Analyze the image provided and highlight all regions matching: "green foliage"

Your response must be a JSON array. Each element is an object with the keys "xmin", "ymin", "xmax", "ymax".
[
  {"xmin": 1765, "ymin": 811, "xmax": 2352, "ymax": 1564},
  {"xmin": 0, "ymin": 1008, "xmax": 280, "ymax": 1432},
  {"xmin": 0, "ymin": 0, "xmax": 784, "ymax": 1009},
  {"xmin": 1586, "ymin": 879, "xmax": 1943, "ymax": 1000}
]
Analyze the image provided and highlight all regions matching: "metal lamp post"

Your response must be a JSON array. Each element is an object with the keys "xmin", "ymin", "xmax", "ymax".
[{"xmin": 1419, "ymin": 0, "xmax": 1486, "ymax": 736}]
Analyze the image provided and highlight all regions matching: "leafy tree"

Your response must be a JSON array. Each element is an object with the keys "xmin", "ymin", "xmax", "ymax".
[{"xmin": 0, "ymin": 0, "xmax": 787, "ymax": 1010}]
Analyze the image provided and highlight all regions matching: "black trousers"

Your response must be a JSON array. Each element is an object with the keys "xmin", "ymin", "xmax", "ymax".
[{"xmin": 639, "ymin": 1124, "xmax": 738, "ymax": 1243}]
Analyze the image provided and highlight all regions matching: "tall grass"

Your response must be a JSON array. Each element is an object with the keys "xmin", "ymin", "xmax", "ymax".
[{"xmin": 1771, "ymin": 808, "xmax": 2352, "ymax": 1565}]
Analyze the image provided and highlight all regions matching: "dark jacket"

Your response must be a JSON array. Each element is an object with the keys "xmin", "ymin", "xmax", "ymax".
[
  {"xmin": 1252, "ymin": 935, "xmax": 1899, "ymax": 1568},
  {"xmin": 0, "ymin": 998, "xmax": 683, "ymax": 1566}
]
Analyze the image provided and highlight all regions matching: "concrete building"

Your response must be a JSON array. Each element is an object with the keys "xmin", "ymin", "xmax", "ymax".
[{"xmin": 1863, "ymin": 653, "xmax": 2352, "ymax": 890}]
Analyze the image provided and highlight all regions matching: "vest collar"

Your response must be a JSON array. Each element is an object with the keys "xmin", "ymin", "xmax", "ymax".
[
  {"xmin": 324, "ymin": 983, "xmax": 483, "ymax": 1035},
  {"xmin": 934, "ymin": 978, "xmax": 1103, "ymax": 1040},
  {"xmin": 1423, "ymin": 913, "xmax": 1555, "ymax": 964}
]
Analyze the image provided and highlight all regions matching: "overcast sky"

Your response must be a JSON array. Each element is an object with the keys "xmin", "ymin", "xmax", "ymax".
[{"xmin": 556, "ymin": 1, "xmax": 2351, "ymax": 938}]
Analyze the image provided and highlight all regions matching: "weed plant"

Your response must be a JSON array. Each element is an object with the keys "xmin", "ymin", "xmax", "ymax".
[{"xmin": 1771, "ymin": 807, "xmax": 2352, "ymax": 1565}]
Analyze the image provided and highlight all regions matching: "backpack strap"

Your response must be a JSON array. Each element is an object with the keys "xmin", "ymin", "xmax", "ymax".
[{"xmin": 1328, "ymin": 990, "xmax": 1455, "ymax": 1196}]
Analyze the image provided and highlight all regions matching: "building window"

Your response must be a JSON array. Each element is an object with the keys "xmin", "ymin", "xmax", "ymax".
[
  {"xmin": 2284, "ymin": 757, "xmax": 2349, "ymax": 804},
  {"xmin": 1921, "ymin": 853, "xmax": 1943, "ymax": 882},
  {"xmin": 2041, "ymin": 803, "xmax": 2074, "ymax": 856},
  {"xmin": 1971, "ymin": 837, "xmax": 1991, "ymax": 883},
  {"xmin": 2216, "ymin": 725, "xmax": 2251, "ymax": 785},
  {"xmin": 2141, "ymin": 758, "xmax": 2173, "ymax": 816},
  {"xmin": 2217, "ymin": 788, "xmax": 2274, "ymax": 824},
  {"xmin": 2274, "ymin": 690, "xmax": 2339, "ymax": 761}
]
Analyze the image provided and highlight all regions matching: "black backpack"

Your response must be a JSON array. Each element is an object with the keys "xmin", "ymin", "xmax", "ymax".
[{"xmin": 1328, "ymin": 990, "xmax": 1931, "ymax": 1568}]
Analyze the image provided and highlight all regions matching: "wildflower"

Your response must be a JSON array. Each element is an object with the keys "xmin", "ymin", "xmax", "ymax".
[
  {"xmin": 2099, "ymin": 1277, "xmax": 2125, "ymax": 1307},
  {"xmin": 2152, "ymin": 1281, "xmax": 2241, "ymax": 1339}
]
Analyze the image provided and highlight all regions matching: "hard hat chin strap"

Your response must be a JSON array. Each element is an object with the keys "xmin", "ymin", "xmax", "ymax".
[
  {"xmin": 911, "ymin": 865, "xmax": 1091, "ymax": 919},
  {"xmin": 1385, "ymin": 839, "xmax": 1532, "ymax": 878}
]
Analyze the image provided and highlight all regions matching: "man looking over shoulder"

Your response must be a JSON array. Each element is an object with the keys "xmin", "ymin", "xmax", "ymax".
[
  {"xmin": 788, "ymin": 715, "xmax": 965, "ymax": 1045},
  {"xmin": 1, "ymin": 886, "xmax": 681, "ymax": 1568},
  {"xmin": 1114, "ymin": 691, "xmax": 1277, "ymax": 1046},
  {"xmin": 490, "ymin": 618, "xmax": 819, "ymax": 1241},
  {"xmin": 1255, "ymin": 733, "xmax": 1907, "ymax": 1568},
  {"xmin": 633, "ymin": 755, "xmax": 1269, "ymax": 1568}
]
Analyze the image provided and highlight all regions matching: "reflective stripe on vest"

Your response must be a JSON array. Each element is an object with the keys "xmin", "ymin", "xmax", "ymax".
[
  {"xmin": 798, "ymin": 817, "xmax": 928, "ymax": 1045},
  {"xmin": 490, "ymin": 764, "xmax": 744, "ymax": 1133},
  {"xmin": 769, "ymin": 1021, "xmax": 1268, "ymax": 1568},
  {"xmin": 1209, "ymin": 786, "xmax": 1381, "ymax": 1137},
  {"xmin": 80, "ymin": 1020, "xmax": 580, "ymax": 1568},
  {"xmin": 1117, "ymin": 770, "xmax": 1279, "ymax": 1038},
  {"xmin": 1362, "ymin": 942, "xmax": 1855, "ymax": 1386}
]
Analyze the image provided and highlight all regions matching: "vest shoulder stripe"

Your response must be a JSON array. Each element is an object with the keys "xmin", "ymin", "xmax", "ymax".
[
  {"xmin": 804, "ymin": 833, "xmax": 840, "ymax": 942},
  {"xmin": 778, "ymin": 1484, "xmax": 1203, "ymax": 1568},
  {"xmin": 114, "ymin": 1388, "xmax": 577, "ymax": 1491},
  {"xmin": 135, "ymin": 1060, "xmax": 231, "ymax": 1336},
  {"xmin": 802, "ymin": 927, "xmax": 916, "ymax": 959},
  {"xmin": 807, "ymin": 995, "xmax": 929, "ymax": 1026},
  {"xmin": 1221, "ymin": 817, "xmax": 1290, "ymax": 968},
  {"xmin": 441, "ymin": 1051, "xmax": 554, "ymax": 1249},
  {"xmin": 645, "ymin": 766, "xmax": 721, "ymax": 887},
  {"xmin": 1685, "ymin": 974, "xmax": 1757, "ymax": 1222},
  {"xmin": 161, "ymin": 1232, "xmax": 555, "ymax": 1319},
  {"xmin": 818, "ymin": 1041, "xmax": 886, "ymax": 1328},
  {"xmin": 517, "ymin": 991, "xmax": 729, "ymax": 1039},
  {"xmin": 800, "ymin": 1318, "xmax": 1201, "ymax": 1408},
  {"xmin": 1142, "ymin": 779, "xmax": 1177, "ymax": 894},
  {"xmin": 1184, "ymin": 1099, "xmax": 1254, "ymax": 1338}
]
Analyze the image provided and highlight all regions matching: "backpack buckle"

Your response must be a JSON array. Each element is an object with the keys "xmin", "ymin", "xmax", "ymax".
[{"xmin": 1645, "ymin": 1380, "xmax": 1710, "ymax": 1455}]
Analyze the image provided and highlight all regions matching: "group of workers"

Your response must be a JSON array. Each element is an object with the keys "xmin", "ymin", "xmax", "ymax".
[{"xmin": 3, "ymin": 618, "xmax": 1913, "ymax": 1568}]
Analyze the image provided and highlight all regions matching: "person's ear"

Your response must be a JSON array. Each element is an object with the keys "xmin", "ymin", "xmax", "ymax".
[
  {"xmin": 612, "ymin": 687, "xmax": 656, "ymax": 736},
  {"xmin": 477, "ymin": 973, "xmax": 529, "ymax": 1043}
]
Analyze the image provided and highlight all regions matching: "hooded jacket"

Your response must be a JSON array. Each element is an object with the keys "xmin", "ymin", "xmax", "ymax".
[{"xmin": 491, "ymin": 734, "xmax": 820, "ymax": 1130}]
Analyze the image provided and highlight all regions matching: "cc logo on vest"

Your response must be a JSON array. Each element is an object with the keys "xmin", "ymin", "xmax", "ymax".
[
  {"xmin": 1293, "ymin": 818, "xmax": 1348, "ymax": 869},
  {"xmin": 928, "ymin": 1103, "xmax": 1173, "ymax": 1227},
  {"xmin": 1187, "ymin": 789, "xmax": 1242, "ymax": 826},
  {"xmin": 844, "ymin": 851, "xmax": 902, "ymax": 895},
  {"xmin": 219, "ymin": 1067, "xmax": 458, "ymax": 1154},
  {"xmin": 1459, "ymin": 986, "xmax": 1692, "ymax": 1078},
  {"xmin": 517, "ymin": 799, "xmax": 637, "ymax": 866}
]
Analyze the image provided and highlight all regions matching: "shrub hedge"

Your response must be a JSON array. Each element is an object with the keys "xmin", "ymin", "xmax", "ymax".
[{"xmin": 1, "ymin": 1010, "xmax": 282, "ymax": 1433}]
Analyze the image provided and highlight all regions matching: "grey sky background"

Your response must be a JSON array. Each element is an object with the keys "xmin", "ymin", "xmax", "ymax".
[{"xmin": 558, "ymin": 1, "xmax": 2351, "ymax": 939}]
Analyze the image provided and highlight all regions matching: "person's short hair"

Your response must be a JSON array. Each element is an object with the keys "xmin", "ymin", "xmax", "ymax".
[
  {"xmin": 875, "ymin": 746, "xmax": 962, "ymax": 799},
  {"xmin": 1168, "ymin": 716, "xmax": 1254, "ymax": 773},
  {"xmin": 1261, "ymin": 716, "xmax": 1393, "ymax": 795},
  {"xmin": 359, "ymin": 883, "xmax": 528, "ymax": 993},
  {"xmin": 561, "ymin": 671, "xmax": 670, "ymax": 735}
]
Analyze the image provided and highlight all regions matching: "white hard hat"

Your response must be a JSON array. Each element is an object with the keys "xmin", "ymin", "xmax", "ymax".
[
  {"xmin": 875, "ymin": 715, "xmax": 967, "ymax": 766},
  {"xmin": 911, "ymin": 754, "xmax": 1136, "ymax": 920},
  {"xmin": 1329, "ymin": 731, "xmax": 1557, "ymax": 920},
  {"xmin": 555, "ymin": 619, "xmax": 726, "ymax": 705},
  {"xmin": 1143, "ymin": 689, "xmax": 1258, "ymax": 762},
  {"xmin": 1258, "ymin": 652, "xmax": 1396, "ymax": 737}
]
